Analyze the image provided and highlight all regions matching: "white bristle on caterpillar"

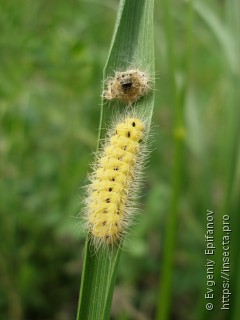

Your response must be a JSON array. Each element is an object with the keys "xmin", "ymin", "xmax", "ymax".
[
  {"xmin": 83, "ymin": 112, "xmax": 149, "ymax": 250},
  {"xmin": 102, "ymin": 69, "xmax": 152, "ymax": 105}
]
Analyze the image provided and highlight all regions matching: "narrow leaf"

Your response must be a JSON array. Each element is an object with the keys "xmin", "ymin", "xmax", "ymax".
[{"xmin": 76, "ymin": 0, "xmax": 155, "ymax": 319}]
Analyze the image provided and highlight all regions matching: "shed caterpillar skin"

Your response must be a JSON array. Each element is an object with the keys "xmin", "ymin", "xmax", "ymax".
[
  {"xmin": 84, "ymin": 113, "xmax": 148, "ymax": 250},
  {"xmin": 102, "ymin": 69, "xmax": 151, "ymax": 105}
]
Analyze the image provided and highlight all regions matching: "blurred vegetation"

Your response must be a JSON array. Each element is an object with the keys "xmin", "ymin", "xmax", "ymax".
[{"xmin": 0, "ymin": 0, "xmax": 239, "ymax": 320}]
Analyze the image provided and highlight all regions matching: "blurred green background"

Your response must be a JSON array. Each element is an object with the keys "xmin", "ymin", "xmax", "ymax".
[{"xmin": 0, "ymin": 0, "xmax": 239, "ymax": 319}]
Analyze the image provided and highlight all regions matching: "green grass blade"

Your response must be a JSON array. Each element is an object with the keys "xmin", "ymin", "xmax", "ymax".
[
  {"xmin": 76, "ymin": 0, "xmax": 155, "ymax": 319},
  {"xmin": 77, "ymin": 245, "xmax": 120, "ymax": 320},
  {"xmin": 156, "ymin": 0, "xmax": 193, "ymax": 319},
  {"xmin": 193, "ymin": 1, "xmax": 237, "ymax": 73}
]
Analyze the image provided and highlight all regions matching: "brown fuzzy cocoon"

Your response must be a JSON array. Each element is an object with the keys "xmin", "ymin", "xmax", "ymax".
[{"xmin": 102, "ymin": 69, "xmax": 151, "ymax": 105}]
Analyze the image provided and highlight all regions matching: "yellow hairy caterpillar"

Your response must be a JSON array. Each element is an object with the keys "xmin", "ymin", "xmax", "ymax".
[
  {"xmin": 102, "ymin": 69, "xmax": 151, "ymax": 105},
  {"xmin": 84, "ymin": 113, "xmax": 148, "ymax": 250}
]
